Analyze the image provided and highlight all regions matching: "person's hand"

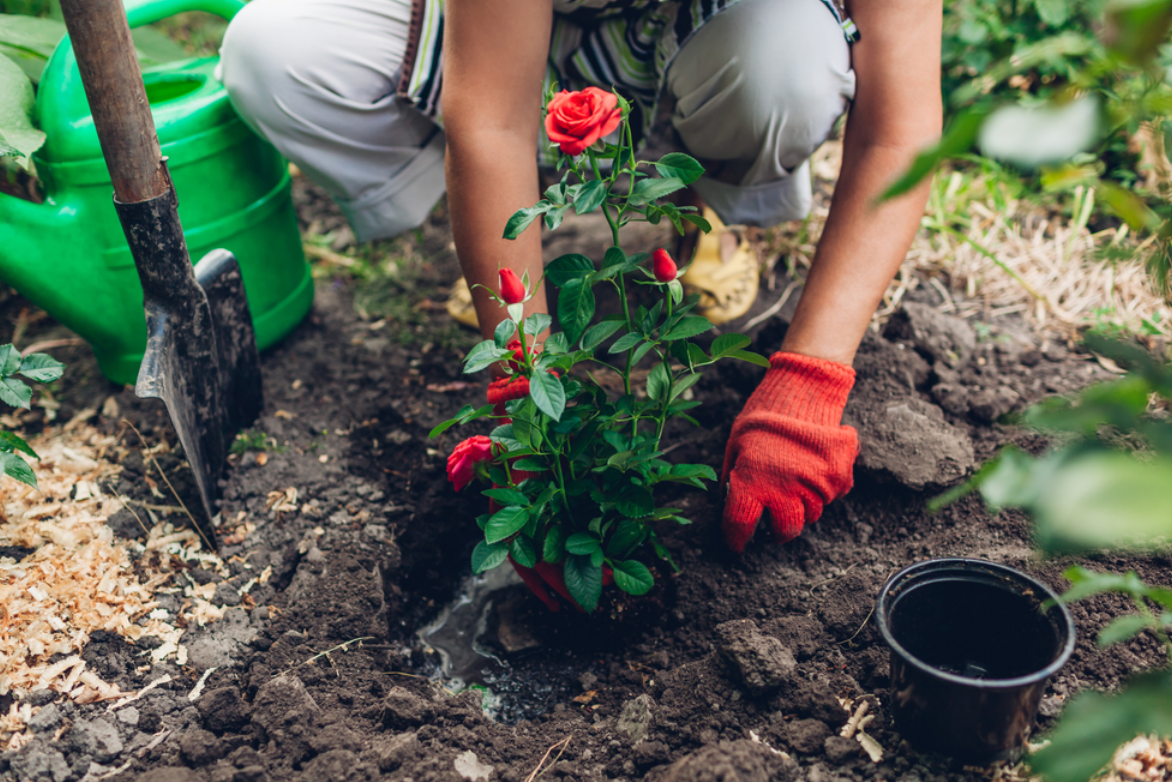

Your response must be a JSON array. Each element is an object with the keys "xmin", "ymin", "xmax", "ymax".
[{"xmin": 721, "ymin": 352, "xmax": 859, "ymax": 553}]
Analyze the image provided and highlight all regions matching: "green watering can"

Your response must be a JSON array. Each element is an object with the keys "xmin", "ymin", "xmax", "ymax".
[{"xmin": 0, "ymin": 0, "xmax": 314, "ymax": 386}]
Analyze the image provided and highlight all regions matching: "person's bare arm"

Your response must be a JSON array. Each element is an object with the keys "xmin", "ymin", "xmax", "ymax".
[
  {"xmin": 442, "ymin": 0, "xmax": 552, "ymax": 341},
  {"xmin": 780, "ymin": 0, "xmax": 942, "ymax": 365}
]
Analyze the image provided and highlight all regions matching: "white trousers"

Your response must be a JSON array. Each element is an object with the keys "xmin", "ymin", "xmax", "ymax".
[{"xmin": 219, "ymin": 0, "xmax": 855, "ymax": 242}]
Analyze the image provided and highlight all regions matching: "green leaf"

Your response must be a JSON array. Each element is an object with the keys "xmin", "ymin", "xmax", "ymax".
[
  {"xmin": 0, "ymin": 430, "xmax": 36, "ymax": 458},
  {"xmin": 18, "ymin": 353, "xmax": 64, "ymax": 384},
  {"xmin": 0, "ymin": 374, "xmax": 31, "ymax": 409},
  {"xmin": 523, "ymin": 313, "xmax": 553, "ymax": 337},
  {"xmin": 1030, "ymin": 672, "xmax": 1172, "ymax": 782},
  {"xmin": 647, "ymin": 363, "xmax": 670, "ymax": 402},
  {"xmin": 545, "ymin": 204, "xmax": 570, "ymax": 230},
  {"xmin": 483, "ymin": 487, "xmax": 529, "ymax": 506},
  {"xmin": 581, "ymin": 320, "xmax": 624, "ymax": 350},
  {"xmin": 1028, "ymin": 452, "xmax": 1172, "ymax": 554},
  {"xmin": 1060, "ymin": 566, "xmax": 1149, "ymax": 602},
  {"xmin": 726, "ymin": 350, "xmax": 770, "ymax": 368},
  {"xmin": 557, "ymin": 277, "xmax": 595, "ymax": 346},
  {"xmin": 494, "ymin": 319, "xmax": 516, "ymax": 348},
  {"xmin": 429, "ymin": 418, "xmax": 461, "ymax": 439},
  {"xmin": 0, "ymin": 344, "xmax": 20, "ymax": 377},
  {"xmin": 669, "ymin": 371, "xmax": 701, "ymax": 402},
  {"xmin": 510, "ymin": 537, "xmax": 538, "ymax": 568},
  {"xmin": 616, "ymin": 485, "xmax": 654, "ymax": 518},
  {"xmin": 663, "ymin": 316, "xmax": 713, "ymax": 341},
  {"xmin": 544, "ymin": 332, "xmax": 570, "ymax": 354},
  {"xmin": 608, "ymin": 332, "xmax": 644, "ymax": 355},
  {"xmin": 565, "ymin": 532, "xmax": 601, "ymax": 556},
  {"xmin": 564, "ymin": 554, "xmax": 603, "ymax": 612},
  {"xmin": 879, "ymin": 108, "xmax": 990, "ymax": 202},
  {"xmin": 543, "ymin": 525, "xmax": 567, "ymax": 564},
  {"xmin": 654, "ymin": 152, "xmax": 704, "ymax": 185},
  {"xmin": 628, "ymin": 177, "xmax": 686, "ymax": 206},
  {"xmin": 0, "ymin": 53, "xmax": 44, "ymax": 164},
  {"xmin": 484, "ymin": 506, "xmax": 529, "ymax": 544},
  {"xmin": 503, "ymin": 201, "xmax": 553, "ymax": 239},
  {"xmin": 601, "ymin": 247, "xmax": 627, "ymax": 271},
  {"xmin": 682, "ymin": 213, "xmax": 712, "ymax": 233},
  {"xmin": 1097, "ymin": 614, "xmax": 1151, "ymax": 647},
  {"xmin": 631, "ymin": 342, "xmax": 656, "ymax": 367},
  {"xmin": 512, "ymin": 457, "xmax": 548, "ymax": 472},
  {"xmin": 1032, "ymin": 0, "xmax": 1068, "ymax": 27},
  {"xmin": 606, "ymin": 518, "xmax": 644, "ymax": 557},
  {"xmin": 529, "ymin": 370, "xmax": 566, "ymax": 421},
  {"xmin": 464, "ymin": 340, "xmax": 509, "ymax": 374},
  {"xmin": 671, "ymin": 463, "xmax": 718, "ymax": 481},
  {"xmin": 612, "ymin": 560, "xmax": 655, "ymax": 595},
  {"xmin": 546, "ymin": 254, "xmax": 596, "ymax": 287},
  {"xmin": 573, "ymin": 179, "xmax": 608, "ymax": 214},
  {"xmin": 0, "ymin": 452, "xmax": 35, "ymax": 487},
  {"xmin": 471, "ymin": 540, "xmax": 509, "ymax": 573},
  {"xmin": 711, "ymin": 333, "xmax": 751, "ymax": 357}
]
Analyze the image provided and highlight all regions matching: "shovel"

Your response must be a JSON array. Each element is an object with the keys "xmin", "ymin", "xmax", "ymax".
[{"xmin": 59, "ymin": 0, "xmax": 264, "ymax": 547}]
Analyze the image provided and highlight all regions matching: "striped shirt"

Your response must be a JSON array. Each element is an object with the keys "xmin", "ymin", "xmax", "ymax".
[{"xmin": 397, "ymin": 0, "xmax": 856, "ymax": 155}]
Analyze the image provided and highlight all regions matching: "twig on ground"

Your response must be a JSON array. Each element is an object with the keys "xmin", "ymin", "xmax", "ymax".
[
  {"xmin": 524, "ymin": 736, "xmax": 573, "ymax": 782},
  {"xmin": 278, "ymin": 637, "xmax": 374, "ymax": 677},
  {"xmin": 120, "ymin": 419, "xmax": 212, "ymax": 550},
  {"xmin": 743, "ymin": 279, "xmax": 801, "ymax": 331}
]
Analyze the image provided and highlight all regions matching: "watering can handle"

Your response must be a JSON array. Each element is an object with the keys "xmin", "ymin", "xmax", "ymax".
[{"xmin": 124, "ymin": 0, "xmax": 245, "ymax": 30}]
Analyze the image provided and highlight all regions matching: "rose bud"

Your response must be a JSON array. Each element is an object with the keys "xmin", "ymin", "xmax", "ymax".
[
  {"xmin": 499, "ymin": 268, "xmax": 526, "ymax": 304},
  {"xmin": 652, "ymin": 248, "xmax": 678, "ymax": 282},
  {"xmin": 446, "ymin": 435, "xmax": 495, "ymax": 492}
]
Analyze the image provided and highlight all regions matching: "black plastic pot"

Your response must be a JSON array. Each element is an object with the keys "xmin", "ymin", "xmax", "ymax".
[{"xmin": 876, "ymin": 558, "xmax": 1076, "ymax": 763}]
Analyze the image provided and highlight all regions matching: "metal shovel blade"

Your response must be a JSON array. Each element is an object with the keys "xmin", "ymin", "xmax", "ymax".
[{"xmin": 119, "ymin": 189, "xmax": 263, "ymax": 548}]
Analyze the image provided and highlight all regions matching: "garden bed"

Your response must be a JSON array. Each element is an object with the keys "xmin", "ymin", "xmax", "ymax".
[{"xmin": 1, "ymin": 186, "xmax": 1170, "ymax": 782}]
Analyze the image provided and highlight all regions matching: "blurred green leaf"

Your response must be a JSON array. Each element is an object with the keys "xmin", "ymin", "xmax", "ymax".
[{"xmin": 1031, "ymin": 672, "xmax": 1172, "ymax": 782}]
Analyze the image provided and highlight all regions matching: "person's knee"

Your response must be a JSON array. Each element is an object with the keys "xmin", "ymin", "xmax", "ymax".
[
  {"xmin": 219, "ymin": 1, "xmax": 298, "ymax": 134},
  {"xmin": 671, "ymin": 0, "xmax": 854, "ymax": 167}
]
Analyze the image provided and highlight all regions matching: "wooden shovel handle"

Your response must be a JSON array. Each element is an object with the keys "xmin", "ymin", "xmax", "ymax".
[{"xmin": 59, "ymin": 0, "xmax": 170, "ymax": 203}]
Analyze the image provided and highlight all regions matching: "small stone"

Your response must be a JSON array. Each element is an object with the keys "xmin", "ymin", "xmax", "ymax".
[
  {"xmin": 27, "ymin": 703, "xmax": 62, "ymax": 733},
  {"xmin": 616, "ymin": 694, "xmax": 655, "ymax": 744},
  {"xmin": 787, "ymin": 719, "xmax": 832, "ymax": 754},
  {"xmin": 84, "ymin": 717, "xmax": 124, "ymax": 762},
  {"xmin": 883, "ymin": 302, "xmax": 977, "ymax": 369},
  {"xmin": 10, "ymin": 745, "xmax": 70, "ymax": 782},
  {"xmin": 455, "ymin": 749, "xmax": 495, "ymax": 781},
  {"xmin": 180, "ymin": 728, "xmax": 226, "ymax": 767},
  {"xmin": 374, "ymin": 732, "xmax": 421, "ymax": 772},
  {"xmin": 714, "ymin": 620, "xmax": 797, "ymax": 695},
  {"xmin": 116, "ymin": 706, "xmax": 140, "ymax": 726},
  {"xmin": 363, "ymin": 524, "xmax": 388, "ymax": 542},
  {"xmin": 381, "ymin": 687, "xmax": 435, "ymax": 729},
  {"xmin": 824, "ymin": 735, "xmax": 862, "ymax": 763},
  {"xmin": 198, "ymin": 688, "xmax": 248, "ymax": 734},
  {"xmin": 969, "ymin": 387, "xmax": 1020, "ymax": 424}
]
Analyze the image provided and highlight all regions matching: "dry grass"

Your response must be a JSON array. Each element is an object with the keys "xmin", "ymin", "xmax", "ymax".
[{"xmin": 760, "ymin": 140, "xmax": 1169, "ymax": 339}]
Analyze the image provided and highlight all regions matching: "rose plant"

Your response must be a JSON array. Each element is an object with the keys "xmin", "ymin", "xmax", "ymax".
[{"xmin": 431, "ymin": 87, "xmax": 768, "ymax": 613}]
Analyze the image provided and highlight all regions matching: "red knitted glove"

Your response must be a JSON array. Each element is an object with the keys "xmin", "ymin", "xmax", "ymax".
[
  {"xmin": 721, "ymin": 352, "xmax": 859, "ymax": 553},
  {"xmin": 487, "ymin": 375, "xmax": 530, "ymax": 418}
]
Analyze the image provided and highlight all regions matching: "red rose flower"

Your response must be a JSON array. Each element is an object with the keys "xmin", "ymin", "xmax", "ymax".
[
  {"xmin": 447, "ymin": 435, "xmax": 495, "ymax": 492},
  {"xmin": 652, "ymin": 248, "xmax": 678, "ymax": 282},
  {"xmin": 506, "ymin": 339, "xmax": 525, "ymax": 372},
  {"xmin": 544, "ymin": 88, "xmax": 623, "ymax": 156},
  {"xmin": 499, "ymin": 268, "xmax": 526, "ymax": 304}
]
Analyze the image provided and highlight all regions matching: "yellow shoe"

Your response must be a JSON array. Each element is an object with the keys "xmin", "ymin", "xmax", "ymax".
[
  {"xmin": 446, "ymin": 277, "xmax": 480, "ymax": 329},
  {"xmin": 679, "ymin": 207, "xmax": 759, "ymax": 325}
]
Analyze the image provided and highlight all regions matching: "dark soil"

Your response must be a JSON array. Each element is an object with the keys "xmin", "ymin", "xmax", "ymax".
[{"xmin": 2, "ymin": 181, "xmax": 1168, "ymax": 782}]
